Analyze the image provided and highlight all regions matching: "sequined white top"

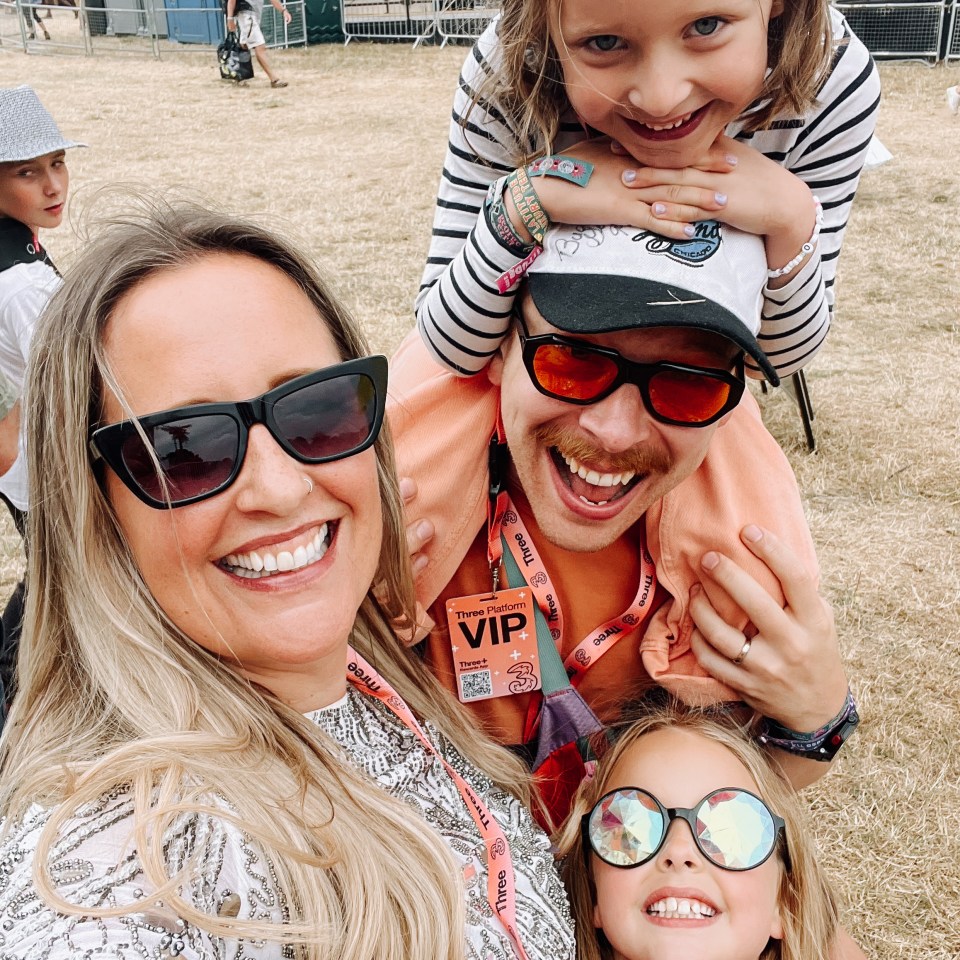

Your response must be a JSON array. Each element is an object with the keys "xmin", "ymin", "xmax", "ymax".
[{"xmin": 0, "ymin": 686, "xmax": 574, "ymax": 960}]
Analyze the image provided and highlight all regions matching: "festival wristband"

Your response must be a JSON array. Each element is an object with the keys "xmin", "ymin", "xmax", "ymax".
[
  {"xmin": 495, "ymin": 245, "xmax": 543, "ymax": 294},
  {"xmin": 527, "ymin": 155, "xmax": 594, "ymax": 187},
  {"xmin": 757, "ymin": 688, "xmax": 859, "ymax": 761},
  {"xmin": 484, "ymin": 179, "xmax": 535, "ymax": 254},
  {"xmin": 488, "ymin": 194, "xmax": 536, "ymax": 255},
  {"xmin": 766, "ymin": 196, "xmax": 823, "ymax": 279},
  {"xmin": 506, "ymin": 167, "xmax": 550, "ymax": 245}
]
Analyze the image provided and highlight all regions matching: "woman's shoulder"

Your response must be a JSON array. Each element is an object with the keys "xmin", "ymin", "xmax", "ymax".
[{"xmin": 0, "ymin": 787, "xmax": 285, "ymax": 958}]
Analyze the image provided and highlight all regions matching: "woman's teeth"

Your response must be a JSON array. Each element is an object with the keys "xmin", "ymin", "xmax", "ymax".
[
  {"xmin": 647, "ymin": 897, "xmax": 715, "ymax": 919},
  {"xmin": 221, "ymin": 524, "xmax": 331, "ymax": 579},
  {"xmin": 563, "ymin": 454, "xmax": 636, "ymax": 489}
]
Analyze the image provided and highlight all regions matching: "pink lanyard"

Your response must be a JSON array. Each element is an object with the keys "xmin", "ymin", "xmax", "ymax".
[
  {"xmin": 489, "ymin": 498, "xmax": 656, "ymax": 683},
  {"xmin": 346, "ymin": 648, "xmax": 531, "ymax": 960}
]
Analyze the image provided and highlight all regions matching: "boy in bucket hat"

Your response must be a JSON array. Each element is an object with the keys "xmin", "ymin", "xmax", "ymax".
[
  {"xmin": 0, "ymin": 85, "xmax": 85, "ymax": 717},
  {"xmin": 389, "ymin": 220, "xmax": 854, "ymax": 826}
]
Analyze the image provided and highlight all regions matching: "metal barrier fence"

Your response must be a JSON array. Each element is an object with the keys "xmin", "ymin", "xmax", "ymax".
[
  {"xmin": 340, "ymin": 0, "xmax": 435, "ymax": 44},
  {"xmin": 834, "ymin": 0, "xmax": 947, "ymax": 61},
  {"xmin": 947, "ymin": 0, "xmax": 960, "ymax": 58},
  {"xmin": 435, "ymin": 0, "xmax": 494, "ymax": 45},
  {"xmin": 260, "ymin": 0, "xmax": 306, "ymax": 48},
  {"xmin": 0, "ymin": 0, "xmax": 305, "ymax": 55},
  {"xmin": 340, "ymin": 0, "xmax": 493, "ymax": 45}
]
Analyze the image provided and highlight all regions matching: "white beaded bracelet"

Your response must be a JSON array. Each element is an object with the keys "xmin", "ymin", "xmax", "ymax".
[{"xmin": 767, "ymin": 197, "xmax": 823, "ymax": 279}]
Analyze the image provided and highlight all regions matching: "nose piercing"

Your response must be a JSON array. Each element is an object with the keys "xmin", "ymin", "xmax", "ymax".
[{"xmin": 303, "ymin": 476, "xmax": 314, "ymax": 494}]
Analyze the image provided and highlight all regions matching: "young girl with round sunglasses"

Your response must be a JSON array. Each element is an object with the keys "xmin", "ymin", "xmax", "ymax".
[{"xmin": 555, "ymin": 701, "xmax": 839, "ymax": 960}]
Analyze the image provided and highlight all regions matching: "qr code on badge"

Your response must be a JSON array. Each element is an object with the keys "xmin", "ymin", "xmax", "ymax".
[{"xmin": 460, "ymin": 670, "xmax": 493, "ymax": 702}]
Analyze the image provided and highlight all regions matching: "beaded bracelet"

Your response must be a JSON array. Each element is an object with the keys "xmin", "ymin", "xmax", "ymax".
[{"xmin": 766, "ymin": 197, "xmax": 823, "ymax": 279}]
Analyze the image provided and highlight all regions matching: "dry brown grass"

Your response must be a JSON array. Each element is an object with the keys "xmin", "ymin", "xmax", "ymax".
[{"xmin": 1, "ymin": 33, "xmax": 958, "ymax": 956}]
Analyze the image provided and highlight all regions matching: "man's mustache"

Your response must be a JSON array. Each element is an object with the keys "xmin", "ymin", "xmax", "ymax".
[{"xmin": 533, "ymin": 425, "xmax": 671, "ymax": 476}]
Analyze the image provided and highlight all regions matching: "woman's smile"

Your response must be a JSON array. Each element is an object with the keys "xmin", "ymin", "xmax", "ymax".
[{"xmin": 102, "ymin": 252, "xmax": 383, "ymax": 708}]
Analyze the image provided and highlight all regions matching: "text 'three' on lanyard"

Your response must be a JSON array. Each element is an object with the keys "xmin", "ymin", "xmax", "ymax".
[{"xmin": 346, "ymin": 648, "xmax": 532, "ymax": 960}]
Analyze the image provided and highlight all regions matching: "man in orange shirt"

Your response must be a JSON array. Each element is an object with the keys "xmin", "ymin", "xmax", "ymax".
[{"xmin": 389, "ymin": 221, "xmax": 857, "ymax": 824}]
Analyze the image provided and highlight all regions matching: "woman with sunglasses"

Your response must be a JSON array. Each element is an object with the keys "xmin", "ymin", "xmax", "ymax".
[
  {"xmin": 555, "ymin": 698, "xmax": 838, "ymax": 960},
  {"xmin": 0, "ymin": 203, "xmax": 574, "ymax": 960}
]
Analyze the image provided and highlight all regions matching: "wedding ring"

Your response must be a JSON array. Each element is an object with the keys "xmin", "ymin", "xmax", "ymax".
[{"xmin": 732, "ymin": 638, "xmax": 752, "ymax": 665}]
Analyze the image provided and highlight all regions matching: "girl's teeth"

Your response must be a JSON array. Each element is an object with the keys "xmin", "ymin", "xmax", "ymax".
[
  {"xmin": 647, "ymin": 897, "xmax": 715, "ymax": 919},
  {"xmin": 644, "ymin": 112, "xmax": 692, "ymax": 131}
]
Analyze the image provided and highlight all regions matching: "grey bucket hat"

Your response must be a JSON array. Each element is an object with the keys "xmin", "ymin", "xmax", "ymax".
[{"xmin": 0, "ymin": 85, "xmax": 86, "ymax": 164}]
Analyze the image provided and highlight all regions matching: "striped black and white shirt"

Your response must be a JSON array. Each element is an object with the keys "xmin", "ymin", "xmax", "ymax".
[{"xmin": 415, "ymin": 8, "xmax": 880, "ymax": 380}]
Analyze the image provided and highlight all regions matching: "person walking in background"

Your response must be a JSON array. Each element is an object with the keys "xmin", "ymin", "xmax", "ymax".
[{"xmin": 225, "ymin": 0, "xmax": 291, "ymax": 88}]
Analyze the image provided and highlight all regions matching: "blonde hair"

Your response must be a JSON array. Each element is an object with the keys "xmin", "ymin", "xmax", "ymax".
[
  {"xmin": 472, "ymin": 0, "xmax": 836, "ymax": 163},
  {"xmin": 555, "ymin": 701, "xmax": 838, "ymax": 960},
  {"xmin": 0, "ymin": 200, "xmax": 531, "ymax": 958}
]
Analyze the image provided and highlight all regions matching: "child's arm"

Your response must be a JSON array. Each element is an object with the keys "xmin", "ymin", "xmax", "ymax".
[
  {"xmin": 416, "ymin": 24, "xmax": 730, "ymax": 376},
  {"xmin": 615, "ymin": 16, "xmax": 881, "ymax": 379}
]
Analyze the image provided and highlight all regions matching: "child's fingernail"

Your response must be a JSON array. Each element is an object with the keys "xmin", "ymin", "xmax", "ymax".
[
  {"xmin": 725, "ymin": 154, "xmax": 738, "ymax": 166},
  {"xmin": 399, "ymin": 477, "xmax": 416, "ymax": 498},
  {"xmin": 742, "ymin": 524, "xmax": 763, "ymax": 543},
  {"xmin": 623, "ymin": 169, "xmax": 637, "ymax": 183},
  {"xmin": 714, "ymin": 192, "xmax": 727, "ymax": 205},
  {"xmin": 653, "ymin": 203, "xmax": 667, "ymax": 216},
  {"xmin": 702, "ymin": 552, "xmax": 720, "ymax": 571},
  {"xmin": 690, "ymin": 583, "xmax": 701, "ymax": 598},
  {"xmin": 416, "ymin": 520, "xmax": 434, "ymax": 543},
  {"xmin": 683, "ymin": 224, "xmax": 696, "ymax": 237},
  {"xmin": 412, "ymin": 554, "xmax": 429, "ymax": 575}
]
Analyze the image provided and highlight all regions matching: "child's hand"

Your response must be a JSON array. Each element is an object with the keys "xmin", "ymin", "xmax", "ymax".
[
  {"xmin": 618, "ymin": 136, "xmax": 817, "ymax": 280},
  {"xmin": 687, "ymin": 524, "xmax": 849, "ymax": 736},
  {"xmin": 400, "ymin": 476, "xmax": 434, "ymax": 577},
  {"xmin": 519, "ymin": 138, "xmax": 728, "ymax": 242}
]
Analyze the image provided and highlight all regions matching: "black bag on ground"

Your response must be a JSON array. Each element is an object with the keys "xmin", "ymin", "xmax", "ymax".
[{"xmin": 217, "ymin": 30, "xmax": 253, "ymax": 82}]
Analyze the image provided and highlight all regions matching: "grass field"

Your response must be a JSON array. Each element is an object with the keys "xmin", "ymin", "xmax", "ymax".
[{"xmin": 2, "ymin": 27, "xmax": 959, "ymax": 957}]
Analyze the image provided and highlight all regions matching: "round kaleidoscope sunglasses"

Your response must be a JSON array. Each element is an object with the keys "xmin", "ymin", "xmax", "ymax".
[{"xmin": 584, "ymin": 786, "xmax": 786, "ymax": 872}]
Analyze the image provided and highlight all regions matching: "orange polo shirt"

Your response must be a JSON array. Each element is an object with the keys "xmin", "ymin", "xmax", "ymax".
[{"xmin": 422, "ymin": 491, "xmax": 669, "ymax": 747}]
